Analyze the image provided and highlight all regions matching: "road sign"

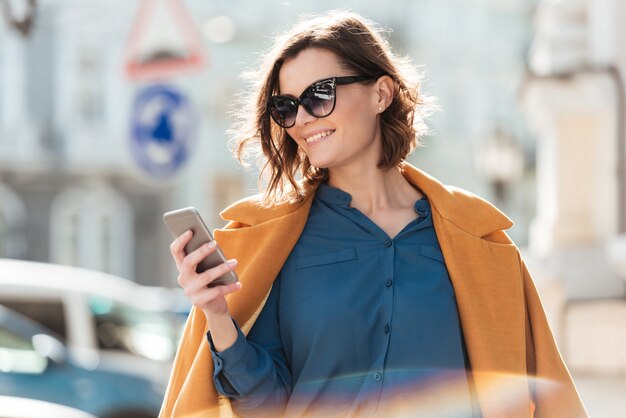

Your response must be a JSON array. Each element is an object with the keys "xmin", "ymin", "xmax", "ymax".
[
  {"xmin": 130, "ymin": 84, "xmax": 196, "ymax": 178},
  {"xmin": 123, "ymin": 0, "xmax": 206, "ymax": 81}
]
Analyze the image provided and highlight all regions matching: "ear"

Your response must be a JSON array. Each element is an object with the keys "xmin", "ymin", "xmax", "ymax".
[{"xmin": 373, "ymin": 75, "xmax": 394, "ymax": 112}]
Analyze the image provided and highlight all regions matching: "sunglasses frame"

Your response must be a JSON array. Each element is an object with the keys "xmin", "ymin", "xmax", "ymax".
[{"xmin": 268, "ymin": 75, "xmax": 373, "ymax": 128}]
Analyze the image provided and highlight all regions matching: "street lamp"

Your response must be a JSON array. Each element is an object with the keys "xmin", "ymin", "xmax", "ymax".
[
  {"xmin": 474, "ymin": 126, "xmax": 525, "ymax": 207},
  {"xmin": 0, "ymin": 0, "xmax": 36, "ymax": 37}
]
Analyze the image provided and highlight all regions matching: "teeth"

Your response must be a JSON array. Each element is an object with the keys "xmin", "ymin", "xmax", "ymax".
[{"xmin": 305, "ymin": 130, "xmax": 334, "ymax": 143}]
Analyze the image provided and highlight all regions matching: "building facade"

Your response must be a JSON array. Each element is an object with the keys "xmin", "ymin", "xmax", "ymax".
[{"xmin": 0, "ymin": 0, "xmax": 538, "ymax": 287}]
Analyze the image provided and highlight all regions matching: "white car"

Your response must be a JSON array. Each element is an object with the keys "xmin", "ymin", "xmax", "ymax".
[
  {"xmin": 0, "ymin": 396, "xmax": 98, "ymax": 418},
  {"xmin": 0, "ymin": 258, "xmax": 187, "ymax": 386}
]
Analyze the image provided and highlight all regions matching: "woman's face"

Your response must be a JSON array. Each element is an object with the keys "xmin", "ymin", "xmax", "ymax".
[{"xmin": 278, "ymin": 48, "xmax": 383, "ymax": 172}]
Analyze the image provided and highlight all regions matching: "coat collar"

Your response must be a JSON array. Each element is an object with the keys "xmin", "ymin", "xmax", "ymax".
[{"xmin": 220, "ymin": 162, "xmax": 512, "ymax": 238}]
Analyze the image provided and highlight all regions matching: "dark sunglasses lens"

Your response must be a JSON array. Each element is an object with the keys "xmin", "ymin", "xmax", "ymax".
[
  {"xmin": 269, "ymin": 97, "xmax": 298, "ymax": 127},
  {"xmin": 301, "ymin": 81, "xmax": 335, "ymax": 117}
]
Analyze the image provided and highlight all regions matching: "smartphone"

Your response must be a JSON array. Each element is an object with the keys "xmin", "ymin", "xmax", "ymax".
[{"xmin": 163, "ymin": 207, "xmax": 238, "ymax": 287}]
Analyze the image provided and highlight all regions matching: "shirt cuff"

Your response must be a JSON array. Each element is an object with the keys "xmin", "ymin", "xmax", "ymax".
[
  {"xmin": 207, "ymin": 319, "xmax": 249, "ymax": 396},
  {"xmin": 207, "ymin": 319, "xmax": 250, "ymax": 361}
]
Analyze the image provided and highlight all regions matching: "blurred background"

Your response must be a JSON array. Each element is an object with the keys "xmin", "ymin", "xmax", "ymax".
[{"xmin": 0, "ymin": 0, "xmax": 624, "ymax": 416}]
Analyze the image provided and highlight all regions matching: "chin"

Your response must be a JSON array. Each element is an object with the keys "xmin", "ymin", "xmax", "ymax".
[
  {"xmin": 304, "ymin": 153, "xmax": 332, "ymax": 170},
  {"xmin": 308, "ymin": 158, "xmax": 335, "ymax": 170}
]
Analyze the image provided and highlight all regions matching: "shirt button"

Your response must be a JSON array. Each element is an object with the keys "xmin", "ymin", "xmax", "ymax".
[
  {"xmin": 384, "ymin": 323, "xmax": 391, "ymax": 334},
  {"xmin": 374, "ymin": 372, "xmax": 383, "ymax": 381},
  {"xmin": 384, "ymin": 279, "xmax": 393, "ymax": 287},
  {"xmin": 384, "ymin": 239, "xmax": 393, "ymax": 248},
  {"xmin": 415, "ymin": 201, "xmax": 429, "ymax": 215}
]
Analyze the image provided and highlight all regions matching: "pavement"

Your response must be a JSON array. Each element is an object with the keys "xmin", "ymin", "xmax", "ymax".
[{"xmin": 573, "ymin": 374, "xmax": 626, "ymax": 417}]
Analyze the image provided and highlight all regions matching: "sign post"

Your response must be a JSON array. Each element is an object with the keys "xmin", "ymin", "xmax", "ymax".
[
  {"xmin": 130, "ymin": 84, "xmax": 196, "ymax": 179},
  {"xmin": 123, "ymin": 0, "xmax": 207, "ymax": 179},
  {"xmin": 123, "ymin": 0, "xmax": 206, "ymax": 81}
]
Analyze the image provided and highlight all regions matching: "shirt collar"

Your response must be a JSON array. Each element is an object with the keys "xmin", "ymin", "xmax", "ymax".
[
  {"xmin": 316, "ymin": 182, "xmax": 430, "ymax": 216},
  {"xmin": 414, "ymin": 198, "xmax": 430, "ymax": 217},
  {"xmin": 316, "ymin": 183, "xmax": 352, "ymax": 208},
  {"xmin": 220, "ymin": 162, "xmax": 513, "ymax": 238}
]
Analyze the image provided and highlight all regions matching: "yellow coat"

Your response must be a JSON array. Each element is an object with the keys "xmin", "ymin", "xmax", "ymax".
[{"xmin": 160, "ymin": 163, "xmax": 587, "ymax": 418}]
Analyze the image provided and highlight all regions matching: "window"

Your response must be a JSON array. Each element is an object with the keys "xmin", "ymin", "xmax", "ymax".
[
  {"xmin": 212, "ymin": 174, "xmax": 244, "ymax": 227},
  {"xmin": 0, "ymin": 183, "xmax": 27, "ymax": 258},
  {"xmin": 0, "ymin": 327, "xmax": 47, "ymax": 374},
  {"xmin": 0, "ymin": 300, "xmax": 67, "ymax": 340},
  {"xmin": 0, "ymin": 36, "xmax": 3, "ymax": 124},
  {"xmin": 50, "ymin": 182, "xmax": 134, "ymax": 278},
  {"xmin": 76, "ymin": 49, "xmax": 105, "ymax": 126},
  {"xmin": 89, "ymin": 295, "xmax": 182, "ymax": 361}
]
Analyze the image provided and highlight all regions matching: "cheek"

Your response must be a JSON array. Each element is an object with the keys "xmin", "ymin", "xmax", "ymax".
[{"xmin": 334, "ymin": 96, "xmax": 378, "ymax": 135}]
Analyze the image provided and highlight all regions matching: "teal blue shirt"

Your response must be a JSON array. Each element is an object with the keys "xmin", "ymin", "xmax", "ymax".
[{"xmin": 209, "ymin": 184, "xmax": 479, "ymax": 417}]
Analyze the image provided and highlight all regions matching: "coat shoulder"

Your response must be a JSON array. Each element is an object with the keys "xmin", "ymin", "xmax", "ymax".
[
  {"xmin": 219, "ymin": 192, "xmax": 315, "ymax": 226},
  {"xmin": 432, "ymin": 184, "xmax": 514, "ymax": 238},
  {"xmin": 444, "ymin": 184, "xmax": 495, "ymax": 208},
  {"xmin": 400, "ymin": 162, "xmax": 513, "ymax": 236}
]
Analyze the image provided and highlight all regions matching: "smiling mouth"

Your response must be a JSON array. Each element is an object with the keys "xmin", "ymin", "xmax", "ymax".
[{"xmin": 305, "ymin": 130, "xmax": 335, "ymax": 144}]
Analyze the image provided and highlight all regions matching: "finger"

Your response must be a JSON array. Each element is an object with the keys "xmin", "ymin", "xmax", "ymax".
[
  {"xmin": 188, "ymin": 281, "xmax": 243, "ymax": 308},
  {"xmin": 180, "ymin": 256, "xmax": 232, "ymax": 291},
  {"xmin": 194, "ymin": 259, "xmax": 238, "ymax": 288},
  {"xmin": 222, "ymin": 281, "xmax": 243, "ymax": 297},
  {"xmin": 180, "ymin": 241, "xmax": 218, "ymax": 276},
  {"xmin": 170, "ymin": 230, "xmax": 193, "ymax": 270},
  {"xmin": 185, "ymin": 259, "xmax": 237, "ymax": 292}
]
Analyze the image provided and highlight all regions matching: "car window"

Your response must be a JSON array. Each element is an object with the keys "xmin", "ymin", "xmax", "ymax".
[
  {"xmin": 0, "ymin": 326, "xmax": 47, "ymax": 374},
  {"xmin": 89, "ymin": 295, "xmax": 182, "ymax": 361},
  {"xmin": 0, "ymin": 300, "xmax": 66, "ymax": 340}
]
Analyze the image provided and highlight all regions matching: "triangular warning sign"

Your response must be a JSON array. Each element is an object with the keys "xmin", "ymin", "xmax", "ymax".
[{"xmin": 123, "ymin": 0, "xmax": 207, "ymax": 81}]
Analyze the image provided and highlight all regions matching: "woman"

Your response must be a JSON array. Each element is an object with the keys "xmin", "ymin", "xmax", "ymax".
[{"xmin": 160, "ymin": 11, "xmax": 587, "ymax": 418}]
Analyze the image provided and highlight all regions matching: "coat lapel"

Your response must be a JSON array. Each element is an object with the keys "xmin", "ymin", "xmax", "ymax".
[
  {"xmin": 216, "ymin": 192, "xmax": 315, "ymax": 334},
  {"xmin": 433, "ymin": 216, "xmax": 531, "ymax": 417},
  {"xmin": 401, "ymin": 164, "xmax": 531, "ymax": 416},
  {"xmin": 163, "ymin": 195, "xmax": 316, "ymax": 418}
]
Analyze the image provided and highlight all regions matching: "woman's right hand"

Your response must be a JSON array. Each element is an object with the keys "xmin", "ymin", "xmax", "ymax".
[{"xmin": 170, "ymin": 230, "xmax": 243, "ymax": 319}]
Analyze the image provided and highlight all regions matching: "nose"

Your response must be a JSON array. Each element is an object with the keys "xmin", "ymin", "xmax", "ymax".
[{"xmin": 293, "ymin": 103, "xmax": 317, "ymax": 127}]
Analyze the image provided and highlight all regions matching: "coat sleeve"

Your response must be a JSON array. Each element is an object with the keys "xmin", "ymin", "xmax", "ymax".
[
  {"xmin": 159, "ymin": 306, "xmax": 235, "ymax": 417},
  {"xmin": 518, "ymin": 252, "xmax": 588, "ymax": 417},
  {"xmin": 159, "ymin": 219, "xmax": 248, "ymax": 417},
  {"xmin": 158, "ymin": 187, "xmax": 315, "ymax": 417}
]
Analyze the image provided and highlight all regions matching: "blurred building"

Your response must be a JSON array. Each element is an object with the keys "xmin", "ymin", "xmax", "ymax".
[
  {"xmin": 0, "ymin": 0, "xmax": 537, "ymax": 287},
  {"xmin": 522, "ymin": 0, "xmax": 626, "ymax": 378},
  {"xmin": 0, "ymin": 0, "xmax": 245, "ymax": 286},
  {"xmin": 2, "ymin": 1, "xmax": 625, "ymax": 414}
]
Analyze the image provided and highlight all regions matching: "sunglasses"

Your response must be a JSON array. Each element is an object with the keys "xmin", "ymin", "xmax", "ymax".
[{"xmin": 268, "ymin": 75, "xmax": 373, "ymax": 128}]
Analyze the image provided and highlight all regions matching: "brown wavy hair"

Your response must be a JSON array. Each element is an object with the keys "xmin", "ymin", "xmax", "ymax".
[{"xmin": 229, "ymin": 10, "xmax": 433, "ymax": 206}]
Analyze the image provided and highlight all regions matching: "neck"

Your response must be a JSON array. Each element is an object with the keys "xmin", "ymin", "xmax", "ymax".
[{"xmin": 326, "ymin": 164, "xmax": 422, "ymax": 214}]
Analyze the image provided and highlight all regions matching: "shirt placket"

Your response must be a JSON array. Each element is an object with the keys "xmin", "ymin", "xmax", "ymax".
[
  {"xmin": 379, "ymin": 237, "xmax": 396, "ymax": 400},
  {"xmin": 358, "ymin": 236, "xmax": 397, "ymax": 417}
]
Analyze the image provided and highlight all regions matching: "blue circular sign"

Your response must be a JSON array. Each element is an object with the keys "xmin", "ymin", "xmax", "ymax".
[{"xmin": 130, "ymin": 84, "xmax": 196, "ymax": 178}]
